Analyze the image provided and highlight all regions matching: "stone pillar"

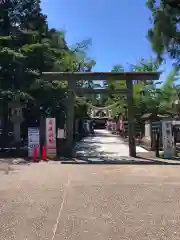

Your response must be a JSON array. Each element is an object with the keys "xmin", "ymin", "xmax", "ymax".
[
  {"xmin": 8, "ymin": 99, "xmax": 24, "ymax": 145},
  {"xmin": 141, "ymin": 120, "xmax": 152, "ymax": 150},
  {"xmin": 108, "ymin": 109, "xmax": 112, "ymax": 118},
  {"xmin": 145, "ymin": 120, "xmax": 151, "ymax": 140},
  {"xmin": 126, "ymin": 79, "xmax": 136, "ymax": 157}
]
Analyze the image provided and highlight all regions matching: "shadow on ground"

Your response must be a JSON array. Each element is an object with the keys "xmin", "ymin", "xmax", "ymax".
[
  {"xmin": 61, "ymin": 157, "xmax": 180, "ymax": 165},
  {"xmin": 68, "ymin": 140, "xmax": 180, "ymax": 165},
  {"xmin": 75, "ymin": 135, "xmax": 129, "ymax": 156}
]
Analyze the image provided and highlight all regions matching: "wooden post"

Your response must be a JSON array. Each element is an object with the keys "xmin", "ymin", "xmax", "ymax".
[
  {"xmin": 65, "ymin": 79, "xmax": 76, "ymax": 157},
  {"xmin": 126, "ymin": 79, "xmax": 136, "ymax": 157}
]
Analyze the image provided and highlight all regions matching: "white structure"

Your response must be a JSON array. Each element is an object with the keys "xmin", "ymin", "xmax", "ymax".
[{"xmin": 162, "ymin": 120, "xmax": 175, "ymax": 158}]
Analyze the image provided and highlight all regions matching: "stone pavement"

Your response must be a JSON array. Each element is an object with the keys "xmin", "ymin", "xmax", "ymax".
[
  {"xmin": 74, "ymin": 129, "xmax": 148, "ymax": 163},
  {"xmin": 1, "ymin": 162, "xmax": 180, "ymax": 239}
]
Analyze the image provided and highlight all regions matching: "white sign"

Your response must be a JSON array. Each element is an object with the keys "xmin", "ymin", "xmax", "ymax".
[
  {"xmin": 28, "ymin": 128, "xmax": 40, "ymax": 157},
  {"xmin": 57, "ymin": 129, "xmax": 65, "ymax": 139},
  {"xmin": 46, "ymin": 118, "xmax": 56, "ymax": 158},
  {"xmin": 161, "ymin": 121, "xmax": 175, "ymax": 158}
]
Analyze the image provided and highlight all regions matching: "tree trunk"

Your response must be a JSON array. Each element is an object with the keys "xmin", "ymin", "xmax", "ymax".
[
  {"xmin": 13, "ymin": 122, "xmax": 21, "ymax": 143},
  {"xmin": 1, "ymin": 101, "xmax": 9, "ymax": 147}
]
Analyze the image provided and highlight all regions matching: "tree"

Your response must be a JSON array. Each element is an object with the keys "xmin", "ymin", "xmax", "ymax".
[
  {"xmin": 98, "ymin": 58, "xmax": 179, "ymax": 121},
  {"xmin": 0, "ymin": 0, "xmax": 51, "ymax": 144},
  {"xmin": 130, "ymin": 57, "xmax": 160, "ymax": 83},
  {"xmin": 0, "ymin": 0, "xmax": 96, "ymax": 147},
  {"xmin": 147, "ymin": 0, "xmax": 180, "ymax": 67},
  {"xmin": 140, "ymin": 69, "xmax": 176, "ymax": 118},
  {"xmin": 102, "ymin": 59, "xmax": 160, "ymax": 118},
  {"xmin": 0, "ymin": 0, "xmax": 28, "ymax": 144}
]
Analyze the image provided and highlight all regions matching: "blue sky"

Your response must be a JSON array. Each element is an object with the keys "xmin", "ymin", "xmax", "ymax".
[{"xmin": 41, "ymin": 0, "xmax": 172, "ymax": 82}]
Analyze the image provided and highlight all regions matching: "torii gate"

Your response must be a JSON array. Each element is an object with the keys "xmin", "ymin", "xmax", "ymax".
[{"xmin": 42, "ymin": 72, "xmax": 160, "ymax": 157}]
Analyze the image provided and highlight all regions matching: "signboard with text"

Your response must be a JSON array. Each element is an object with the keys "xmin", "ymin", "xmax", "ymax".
[
  {"xmin": 28, "ymin": 127, "xmax": 40, "ymax": 157},
  {"xmin": 46, "ymin": 118, "xmax": 56, "ymax": 158}
]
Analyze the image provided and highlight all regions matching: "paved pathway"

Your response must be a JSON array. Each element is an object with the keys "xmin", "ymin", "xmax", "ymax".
[
  {"xmin": 1, "ymin": 162, "xmax": 180, "ymax": 239},
  {"xmin": 75, "ymin": 129, "xmax": 148, "ymax": 162}
]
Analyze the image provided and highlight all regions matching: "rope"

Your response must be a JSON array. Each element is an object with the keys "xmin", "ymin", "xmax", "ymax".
[{"xmin": 73, "ymin": 92, "xmax": 120, "ymax": 110}]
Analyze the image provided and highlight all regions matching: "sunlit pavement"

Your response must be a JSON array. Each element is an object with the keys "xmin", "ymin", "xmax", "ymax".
[
  {"xmin": 75, "ymin": 129, "xmax": 148, "ymax": 162},
  {"xmin": 1, "ymin": 162, "xmax": 180, "ymax": 239}
]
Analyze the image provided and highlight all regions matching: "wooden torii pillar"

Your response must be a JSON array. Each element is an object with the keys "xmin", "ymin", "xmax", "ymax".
[
  {"xmin": 42, "ymin": 72, "xmax": 160, "ymax": 158},
  {"xmin": 126, "ymin": 79, "xmax": 136, "ymax": 156},
  {"xmin": 66, "ymin": 79, "xmax": 76, "ymax": 155}
]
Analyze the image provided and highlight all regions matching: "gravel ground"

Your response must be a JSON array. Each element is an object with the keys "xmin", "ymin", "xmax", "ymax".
[{"xmin": 1, "ymin": 162, "xmax": 180, "ymax": 239}]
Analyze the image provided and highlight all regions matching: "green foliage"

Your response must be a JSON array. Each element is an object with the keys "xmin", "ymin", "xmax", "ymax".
[
  {"xmin": 138, "ymin": 66, "xmax": 179, "ymax": 116},
  {"xmin": 100, "ymin": 58, "xmax": 179, "ymax": 120},
  {"xmin": 147, "ymin": 0, "xmax": 180, "ymax": 67},
  {"xmin": 0, "ymin": 0, "xmax": 96, "ymax": 133},
  {"xmin": 102, "ymin": 58, "xmax": 159, "ymax": 117},
  {"xmin": 1, "ymin": 0, "xmax": 179, "ymax": 134}
]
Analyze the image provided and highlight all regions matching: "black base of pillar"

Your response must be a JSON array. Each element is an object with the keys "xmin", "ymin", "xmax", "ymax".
[
  {"xmin": 63, "ymin": 143, "xmax": 74, "ymax": 158},
  {"xmin": 128, "ymin": 139, "xmax": 136, "ymax": 157},
  {"xmin": 130, "ymin": 151, "xmax": 136, "ymax": 158}
]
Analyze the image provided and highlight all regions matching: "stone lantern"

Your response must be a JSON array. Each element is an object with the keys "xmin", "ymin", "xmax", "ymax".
[{"xmin": 8, "ymin": 97, "xmax": 25, "ymax": 144}]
